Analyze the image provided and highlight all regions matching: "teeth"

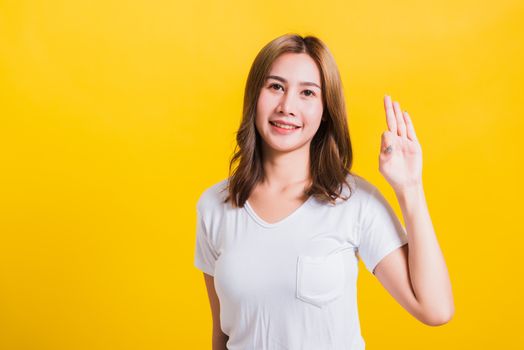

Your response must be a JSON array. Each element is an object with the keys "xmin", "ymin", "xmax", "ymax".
[{"xmin": 271, "ymin": 122, "xmax": 298, "ymax": 130}]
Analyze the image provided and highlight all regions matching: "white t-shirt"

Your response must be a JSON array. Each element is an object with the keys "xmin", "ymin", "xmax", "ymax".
[{"xmin": 193, "ymin": 173, "xmax": 408, "ymax": 350}]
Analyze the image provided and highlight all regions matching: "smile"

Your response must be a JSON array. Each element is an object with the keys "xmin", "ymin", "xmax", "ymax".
[{"xmin": 269, "ymin": 121, "xmax": 301, "ymax": 130}]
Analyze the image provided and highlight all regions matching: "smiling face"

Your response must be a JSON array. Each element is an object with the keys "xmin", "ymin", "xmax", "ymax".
[{"xmin": 255, "ymin": 52, "xmax": 324, "ymax": 158}]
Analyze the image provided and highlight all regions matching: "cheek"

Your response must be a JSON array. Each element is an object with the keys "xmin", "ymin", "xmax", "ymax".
[
  {"xmin": 257, "ymin": 90, "xmax": 273, "ymax": 112},
  {"xmin": 304, "ymin": 101, "xmax": 324, "ymax": 123},
  {"xmin": 255, "ymin": 93, "xmax": 271, "ymax": 128}
]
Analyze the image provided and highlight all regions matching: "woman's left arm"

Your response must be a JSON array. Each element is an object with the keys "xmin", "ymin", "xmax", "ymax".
[{"xmin": 373, "ymin": 95, "xmax": 454, "ymax": 326}]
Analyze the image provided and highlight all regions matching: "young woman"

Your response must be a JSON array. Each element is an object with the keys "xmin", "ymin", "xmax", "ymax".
[{"xmin": 194, "ymin": 33, "xmax": 454, "ymax": 350}]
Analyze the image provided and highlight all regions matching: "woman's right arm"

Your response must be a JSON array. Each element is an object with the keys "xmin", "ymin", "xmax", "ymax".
[{"xmin": 204, "ymin": 273, "xmax": 229, "ymax": 349}]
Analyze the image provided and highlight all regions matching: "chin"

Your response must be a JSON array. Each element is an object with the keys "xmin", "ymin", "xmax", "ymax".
[{"xmin": 265, "ymin": 139, "xmax": 310, "ymax": 154}]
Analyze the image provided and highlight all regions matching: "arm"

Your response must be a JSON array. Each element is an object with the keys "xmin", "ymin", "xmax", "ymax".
[
  {"xmin": 374, "ymin": 185, "xmax": 454, "ymax": 326},
  {"xmin": 203, "ymin": 273, "xmax": 229, "ymax": 349},
  {"xmin": 373, "ymin": 95, "xmax": 454, "ymax": 326}
]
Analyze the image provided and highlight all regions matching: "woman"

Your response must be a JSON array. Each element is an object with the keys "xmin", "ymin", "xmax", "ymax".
[{"xmin": 194, "ymin": 33, "xmax": 454, "ymax": 350}]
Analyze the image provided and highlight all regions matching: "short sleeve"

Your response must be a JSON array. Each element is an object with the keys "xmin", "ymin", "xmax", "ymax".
[
  {"xmin": 357, "ymin": 186, "xmax": 409, "ymax": 275},
  {"xmin": 193, "ymin": 208, "xmax": 218, "ymax": 276}
]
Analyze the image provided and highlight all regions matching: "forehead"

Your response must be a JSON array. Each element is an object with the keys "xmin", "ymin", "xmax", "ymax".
[{"xmin": 267, "ymin": 53, "xmax": 321, "ymax": 86}]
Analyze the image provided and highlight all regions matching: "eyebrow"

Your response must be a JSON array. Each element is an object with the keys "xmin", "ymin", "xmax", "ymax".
[{"xmin": 265, "ymin": 75, "xmax": 321, "ymax": 90}]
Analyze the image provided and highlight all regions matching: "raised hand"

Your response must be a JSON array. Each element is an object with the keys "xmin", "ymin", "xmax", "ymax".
[{"xmin": 379, "ymin": 95, "xmax": 423, "ymax": 193}]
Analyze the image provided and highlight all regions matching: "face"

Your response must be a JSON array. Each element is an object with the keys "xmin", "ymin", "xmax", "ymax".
[{"xmin": 255, "ymin": 53, "xmax": 324, "ymax": 157}]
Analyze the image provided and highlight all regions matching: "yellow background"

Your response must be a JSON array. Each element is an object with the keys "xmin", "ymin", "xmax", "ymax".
[{"xmin": 1, "ymin": 0, "xmax": 522, "ymax": 349}]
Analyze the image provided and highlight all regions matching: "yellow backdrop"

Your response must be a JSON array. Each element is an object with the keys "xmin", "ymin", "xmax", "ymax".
[{"xmin": 1, "ymin": 0, "xmax": 522, "ymax": 349}]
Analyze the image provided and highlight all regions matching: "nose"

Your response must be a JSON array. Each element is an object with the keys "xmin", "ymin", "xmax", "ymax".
[{"xmin": 277, "ymin": 90, "xmax": 297, "ymax": 117}]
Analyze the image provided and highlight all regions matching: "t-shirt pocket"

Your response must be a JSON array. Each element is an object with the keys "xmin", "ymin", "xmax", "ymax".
[{"xmin": 296, "ymin": 249, "xmax": 347, "ymax": 308}]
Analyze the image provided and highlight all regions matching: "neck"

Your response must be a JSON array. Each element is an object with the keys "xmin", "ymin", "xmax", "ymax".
[{"xmin": 261, "ymin": 144, "xmax": 311, "ymax": 190}]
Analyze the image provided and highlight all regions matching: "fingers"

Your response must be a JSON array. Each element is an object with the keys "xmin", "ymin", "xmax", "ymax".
[
  {"xmin": 403, "ymin": 111, "xmax": 418, "ymax": 142},
  {"xmin": 385, "ymin": 94, "xmax": 411, "ymax": 139},
  {"xmin": 393, "ymin": 100, "xmax": 407, "ymax": 138},
  {"xmin": 383, "ymin": 95, "xmax": 397, "ymax": 134}
]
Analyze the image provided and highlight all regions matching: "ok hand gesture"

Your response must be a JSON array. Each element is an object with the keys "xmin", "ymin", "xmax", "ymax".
[{"xmin": 379, "ymin": 95, "xmax": 423, "ymax": 193}]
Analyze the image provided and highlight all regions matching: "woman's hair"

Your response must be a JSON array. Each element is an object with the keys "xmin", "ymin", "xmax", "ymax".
[{"xmin": 224, "ymin": 33, "xmax": 355, "ymax": 207}]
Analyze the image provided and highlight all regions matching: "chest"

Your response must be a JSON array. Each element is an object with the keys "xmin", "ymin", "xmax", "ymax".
[
  {"xmin": 212, "ymin": 202, "xmax": 360, "ymax": 310},
  {"xmin": 213, "ymin": 223, "xmax": 359, "ymax": 310},
  {"xmin": 246, "ymin": 191, "xmax": 310, "ymax": 225}
]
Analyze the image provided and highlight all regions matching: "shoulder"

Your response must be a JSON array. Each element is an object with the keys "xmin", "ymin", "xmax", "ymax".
[
  {"xmin": 349, "ymin": 174, "xmax": 398, "ymax": 221},
  {"xmin": 196, "ymin": 177, "xmax": 230, "ymax": 214},
  {"xmin": 338, "ymin": 172, "xmax": 378, "ymax": 205}
]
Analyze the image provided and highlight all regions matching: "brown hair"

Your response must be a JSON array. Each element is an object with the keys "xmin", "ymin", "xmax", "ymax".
[{"xmin": 224, "ymin": 33, "xmax": 355, "ymax": 207}]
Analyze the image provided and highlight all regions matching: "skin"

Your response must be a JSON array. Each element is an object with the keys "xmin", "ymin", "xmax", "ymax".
[
  {"xmin": 204, "ymin": 273, "xmax": 228, "ymax": 349},
  {"xmin": 204, "ymin": 53, "xmax": 455, "ymax": 349},
  {"xmin": 247, "ymin": 52, "xmax": 325, "ymax": 222},
  {"xmin": 373, "ymin": 96, "xmax": 455, "ymax": 326}
]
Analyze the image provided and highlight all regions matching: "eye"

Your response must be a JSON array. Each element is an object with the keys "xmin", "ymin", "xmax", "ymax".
[
  {"xmin": 269, "ymin": 83, "xmax": 283, "ymax": 91},
  {"xmin": 268, "ymin": 83, "xmax": 316, "ymax": 97},
  {"xmin": 303, "ymin": 89, "xmax": 315, "ymax": 97}
]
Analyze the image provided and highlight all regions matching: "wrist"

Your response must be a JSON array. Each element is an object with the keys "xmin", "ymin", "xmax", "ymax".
[{"xmin": 395, "ymin": 181, "xmax": 425, "ymax": 204}]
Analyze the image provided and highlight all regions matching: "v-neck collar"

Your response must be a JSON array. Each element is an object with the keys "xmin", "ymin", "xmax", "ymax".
[{"xmin": 244, "ymin": 196, "xmax": 314, "ymax": 229}]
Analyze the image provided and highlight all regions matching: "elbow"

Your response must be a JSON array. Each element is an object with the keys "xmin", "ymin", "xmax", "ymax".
[{"xmin": 421, "ymin": 305, "xmax": 455, "ymax": 327}]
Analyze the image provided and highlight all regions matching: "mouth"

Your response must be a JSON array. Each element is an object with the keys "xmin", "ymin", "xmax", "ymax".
[
  {"xmin": 269, "ymin": 121, "xmax": 301, "ymax": 135},
  {"xmin": 269, "ymin": 121, "xmax": 301, "ymax": 130}
]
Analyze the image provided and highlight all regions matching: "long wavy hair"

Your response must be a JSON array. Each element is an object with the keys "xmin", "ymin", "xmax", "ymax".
[{"xmin": 224, "ymin": 33, "xmax": 355, "ymax": 207}]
